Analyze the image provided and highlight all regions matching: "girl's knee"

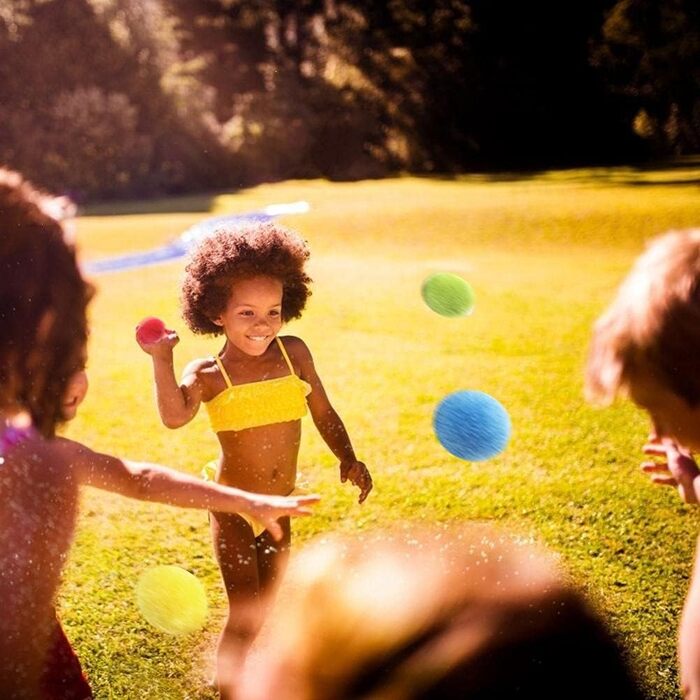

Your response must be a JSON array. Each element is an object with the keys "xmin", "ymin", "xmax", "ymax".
[{"xmin": 220, "ymin": 604, "xmax": 261, "ymax": 648}]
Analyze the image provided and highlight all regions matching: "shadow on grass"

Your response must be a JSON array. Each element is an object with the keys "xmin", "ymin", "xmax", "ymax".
[
  {"xmin": 80, "ymin": 191, "xmax": 227, "ymax": 217},
  {"xmin": 81, "ymin": 157, "xmax": 700, "ymax": 216},
  {"xmin": 419, "ymin": 156, "xmax": 700, "ymax": 187}
]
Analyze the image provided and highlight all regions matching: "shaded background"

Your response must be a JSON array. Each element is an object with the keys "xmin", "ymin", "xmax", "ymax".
[{"xmin": 0, "ymin": 0, "xmax": 698, "ymax": 201}]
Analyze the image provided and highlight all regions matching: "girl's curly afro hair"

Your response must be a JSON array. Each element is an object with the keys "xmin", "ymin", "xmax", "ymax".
[{"xmin": 181, "ymin": 221, "xmax": 312, "ymax": 335}]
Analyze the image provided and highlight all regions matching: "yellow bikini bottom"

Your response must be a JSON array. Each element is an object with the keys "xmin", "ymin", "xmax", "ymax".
[{"xmin": 201, "ymin": 460, "xmax": 305, "ymax": 537}]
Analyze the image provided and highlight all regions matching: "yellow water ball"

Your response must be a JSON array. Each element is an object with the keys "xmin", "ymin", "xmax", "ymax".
[{"xmin": 136, "ymin": 565, "xmax": 208, "ymax": 635}]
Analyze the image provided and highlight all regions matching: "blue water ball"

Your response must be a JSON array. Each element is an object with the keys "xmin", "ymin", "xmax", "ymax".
[{"xmin": 433, "ymin": 391, "xmax": 511, "ymax": 461}]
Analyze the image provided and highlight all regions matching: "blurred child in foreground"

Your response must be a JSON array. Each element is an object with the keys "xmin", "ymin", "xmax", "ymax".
[{"xmin": 240, "ymin": 525, "xmax": 645, "ymax": 699}]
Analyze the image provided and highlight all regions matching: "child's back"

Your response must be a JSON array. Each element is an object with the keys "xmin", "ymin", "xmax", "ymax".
[{"xmin": 0, "ymin": 433, "xmax": 78, "ymax": 696}]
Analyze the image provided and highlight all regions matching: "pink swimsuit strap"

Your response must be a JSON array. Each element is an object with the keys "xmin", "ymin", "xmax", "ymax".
[{"xmin": 0, "ymin": 416, "xmax": 37, "ymax": 461}]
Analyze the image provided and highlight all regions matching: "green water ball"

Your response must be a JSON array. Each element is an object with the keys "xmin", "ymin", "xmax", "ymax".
[
  {"xmin": 421, "ymin": 273, "xmax": 475, "ymax": 317},
  {"xmin": 136, "ymin": 565, "xmax": 208, "ymax": 635}
]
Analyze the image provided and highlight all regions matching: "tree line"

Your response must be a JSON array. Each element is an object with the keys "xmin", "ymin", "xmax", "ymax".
[{"xmin": 0, "ymin": 0, "xmax": 697, "ymax": 200}]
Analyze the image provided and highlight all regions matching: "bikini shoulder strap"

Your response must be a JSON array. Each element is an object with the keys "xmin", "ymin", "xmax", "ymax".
[
  {"xmin": 276, "ymin": 337, "xmax": 296, "ymax": 375},
  {"xmin": 214, "ymin": 355, "xmax": 233, "ymax": 387}
]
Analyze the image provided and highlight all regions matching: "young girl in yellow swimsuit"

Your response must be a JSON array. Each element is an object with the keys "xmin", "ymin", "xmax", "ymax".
[{"xmin": 137, "ymin": 222, "xmax": 372, "ymax": 699}]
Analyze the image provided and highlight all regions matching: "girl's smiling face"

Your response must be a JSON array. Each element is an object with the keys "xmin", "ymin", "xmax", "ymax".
[{"xmin": 215, "ymin": 275, "xmax": 284, "ymax": 356}]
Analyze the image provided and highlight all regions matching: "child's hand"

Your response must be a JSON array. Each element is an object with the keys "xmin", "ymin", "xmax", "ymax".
[
  {"xmin": 245, "ymin": 493, "xmax": 321, "ymax": 541},
  {"xmin": 135, "ymin": 328, "xmax": 179, "ymax": 357},
  {"xmin": 340, "ymin": 460, "xmax": 373, "ymax": 504},
  {"xmin": 642, "ymin": 436, "xmax": 700, "ymax": 504}
]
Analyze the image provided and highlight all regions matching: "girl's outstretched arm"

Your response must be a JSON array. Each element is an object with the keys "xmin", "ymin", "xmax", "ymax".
[
  {"xmin": 137, "ymin": 330, "xmax": 203, "ymax": 428},
  {"xmin": 58, "ymin": 439, "xmax": 319, "ymax": 541},
  {"xmin": 291, "ymin": 337, "xmax": 373, "ymax": 503}
]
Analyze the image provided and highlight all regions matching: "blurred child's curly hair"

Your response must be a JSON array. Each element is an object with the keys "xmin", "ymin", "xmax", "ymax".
[
  {"xmin": 585, "ymin": 229, "xmax": 700, "ymax": 407},
  {"xmin": 181, "ymin": 221, "xmax": 312, "ymax": 335},
  {"xmin": 0, "ymin": 168, "xmax": 93, "ymax": 436}
]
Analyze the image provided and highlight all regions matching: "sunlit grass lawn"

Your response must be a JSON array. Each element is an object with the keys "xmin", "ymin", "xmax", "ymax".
[{"xmin": 62, "ymin": 167, "xmax": 700, "ymax": 698}]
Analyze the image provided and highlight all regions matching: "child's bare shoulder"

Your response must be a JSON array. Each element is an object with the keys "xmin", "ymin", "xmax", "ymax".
[
  {"xmin": 279, "ymin": 335, "xmax": 314, "ymax": 371},
  {"xmin": 280, "ymin": 335, "xmax": 311, "ymax": 355},
  {"xmin": 281, "ymin": 334, "xmax": 312, "ymax": 356},
  {"xmin": 10, "ymin": 437, "xmax": 77, "ymax": 492},
  {"xmin": 183, "ymin": 355, "xmax": 218, "ymax": 378},
  {"xmin": 51, "ymin": 435, "xmax": 93, "ymax": 462},
  {"xmin": 182, "ymin": 355, "xmax": 224, "ymax": 400}
]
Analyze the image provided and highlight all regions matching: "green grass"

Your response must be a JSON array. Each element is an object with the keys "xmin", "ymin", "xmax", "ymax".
[{"xmin": 62, "ymin": 169, "xmax": 700, "ymax": 698}]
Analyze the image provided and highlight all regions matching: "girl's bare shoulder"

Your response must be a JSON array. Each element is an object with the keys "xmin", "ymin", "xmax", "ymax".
[
  {"xmin": 8, "ymin": 436, "xmax": 79, "ymax": 491},
  {"xmin": 182, "ymin": 355, "xmax": 226, "ymax": 401},
  {"xmin": 279, "ymin": 335, "xmax": 314, "ymax": 375},
  {"xmin": 183, "ymin": 355, "xmax": 219, "ymax": 379},
  {"xmin": 279, "ymin": 335, "xmax": 311, "ymax": 358},
  {"xmin": 183, "ymin": 355, "xmax": 216, "ymax": 374}
]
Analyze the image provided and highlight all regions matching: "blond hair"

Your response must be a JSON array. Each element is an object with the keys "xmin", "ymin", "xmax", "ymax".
[
  {"xmin": 242, "ymin": 526, "xmax": 643, "ymax": 699},
  {"xmin": 585, "ymin": 229, "xmax": 700, "ymax": 406}
]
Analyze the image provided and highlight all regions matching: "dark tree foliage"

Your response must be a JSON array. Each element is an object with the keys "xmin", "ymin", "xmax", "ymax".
[
  {"xmin": 325, "ymin": 0, "xmax": 481, "ymax": 171},
  {"xmin": 164, "ymin": 0, "xmax": 389, "ymax": 182},
  {"xmin": 331, "ymin": 0, "xmax": 643, "ymax": 170},
  {"xmin": 464, "ymin": 0, "xmax": 643, "ymax": 167},
  {"xmin": 0, "ymin": 0, "xmax": 232, "ymax": 199},
  {"xmin": 165, "ymin": 0, "xmax": 271, "ymax": 121},
  {"xmin": 169, "ymin": 0, "xmax": 645, "ymax": 178},
  {"xmin": 592, "ymin": 0, "xmax": 700, "ymax": 155},
  {"xmin": 0, "ymin": 0, "xmax": 691, "ymax": 199}
]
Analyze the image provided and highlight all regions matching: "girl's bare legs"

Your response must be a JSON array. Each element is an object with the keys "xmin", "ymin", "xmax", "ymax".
[
  {"xmin": 255, "ymin": 517, "xmax": 291, "ymax": 590},
  {"xmin": 210, "ymin": 512, "xmax": 290, "ymax": 699}
]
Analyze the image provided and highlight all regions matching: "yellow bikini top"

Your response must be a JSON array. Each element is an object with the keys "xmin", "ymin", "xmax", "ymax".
[{"xmin": 204, "ymin": 337, "xmax": 311, "ymax": 433}]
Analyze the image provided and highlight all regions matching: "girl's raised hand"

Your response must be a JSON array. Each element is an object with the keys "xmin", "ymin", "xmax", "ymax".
[
  {"xmin": 244, "ymin": 493, "xmax": 321, "ymax": 541},
  {"xmin": 340, "ymin": 460, "xmax": 373, "ymax": 504},
  {"xmin": 135, "ymin": 324, "xmax": 180, "ymax": 357}
]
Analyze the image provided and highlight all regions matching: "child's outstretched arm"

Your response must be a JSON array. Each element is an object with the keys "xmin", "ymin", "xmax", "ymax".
[
  {"xmin": 292, "ymin": 338, "xmax": 373, "ymax": 503},
  {"xmin": 58, "ymin": 439, "xmax": 319, "ymax": 541},
  {"xmin": 137, "ymin": 329, "xmax": 203, "ymax": 428}
]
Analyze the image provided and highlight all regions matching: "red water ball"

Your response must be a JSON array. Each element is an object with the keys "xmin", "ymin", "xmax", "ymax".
[{"xmin": 136, "ymin": 316, "xmax": 167, "ymax": 344}]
